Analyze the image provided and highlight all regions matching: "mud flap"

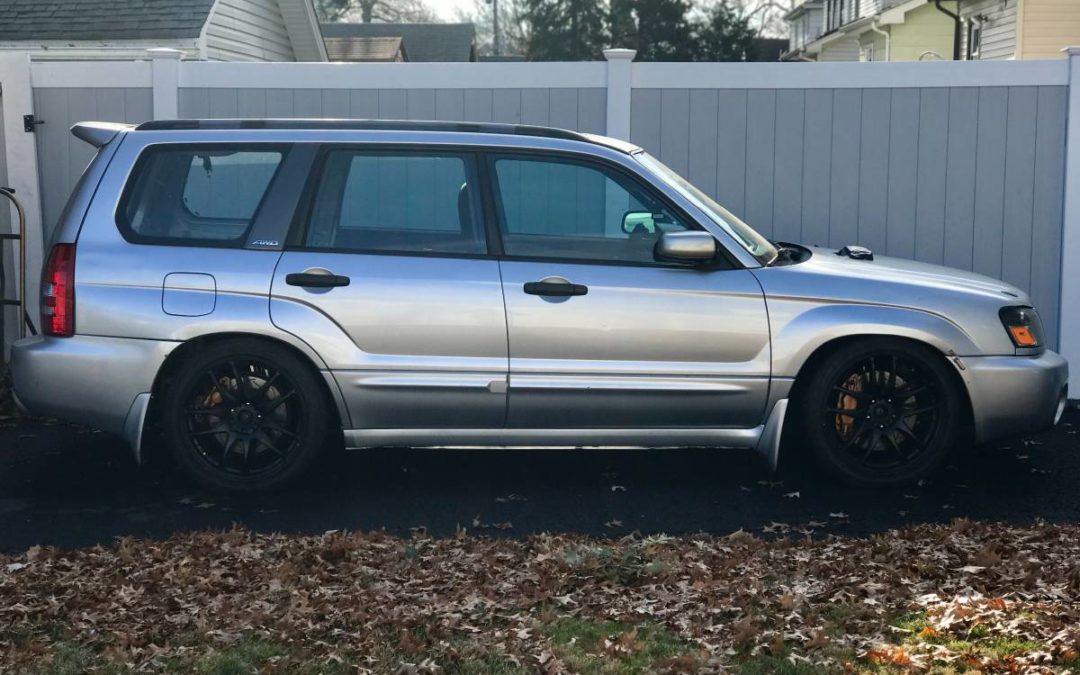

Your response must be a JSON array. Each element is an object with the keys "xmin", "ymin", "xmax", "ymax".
[{"xmin": 755, "ymin": 398, "xmax": 788, "ymax": 472}]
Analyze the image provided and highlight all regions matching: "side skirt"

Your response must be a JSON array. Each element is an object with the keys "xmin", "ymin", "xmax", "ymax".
[{"xmin": 344, "ymin": 426, "xmax": 765, "ymax": 450}]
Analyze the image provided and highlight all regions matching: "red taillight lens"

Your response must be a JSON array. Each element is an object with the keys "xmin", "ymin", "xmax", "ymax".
[{"xmin": 42, "ymin": 243, "xmax": 75, "ymax": 337}]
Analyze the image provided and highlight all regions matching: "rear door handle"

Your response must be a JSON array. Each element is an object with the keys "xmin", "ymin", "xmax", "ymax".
[
  {"xmin": 286, "ymin": 270, "xmax": 351, "ymax": 288},
  {"xmin": 523, "ymin": 279, "xmax": 588, "ymax": 297}
]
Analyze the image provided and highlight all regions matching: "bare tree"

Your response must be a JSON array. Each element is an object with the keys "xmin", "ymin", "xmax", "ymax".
[
  {"xmin": 455, "ymin": 0, "xmax": 531, "ymax": 56},
  {"xmin": 726, "ymin": 0, "xmax": 797, "ymax": 37},
  {"xmin": 316, "ymin": 0, "xmax": 439, "ymax": 23}
]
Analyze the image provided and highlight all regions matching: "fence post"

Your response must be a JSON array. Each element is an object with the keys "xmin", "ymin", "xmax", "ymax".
[
  {"xmin": 0, "ymin": 52, "xmax": 44, "ymax": 352},
  {"xmin": 603, "ymin": 48, "xmax": 636, "ymax": 141},
  {"xmin": 1061, "ymin": 47, "xmax": 1080, "ymax": 382},
  {"xmin": 149, "ymin": 48, "xmax": 182, "ymax": 120}
]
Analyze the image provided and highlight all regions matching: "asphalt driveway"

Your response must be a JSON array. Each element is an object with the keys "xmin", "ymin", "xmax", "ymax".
[{"xmin": 0, "ymin": 409, "xmax": 1077, "ymax": 553}]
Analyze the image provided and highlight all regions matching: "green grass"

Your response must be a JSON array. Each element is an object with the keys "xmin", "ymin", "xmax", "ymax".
[
  {"xmin": 440, "ymin": 651, "xmax": 532, "ymax": 675},
  {"xmin": 194, "ymin": 637, "xmax": 288, "ymax": 675},
  {"xmin": 884, "ymin": 610, "xmax": 1046, "ymax": 672},
  {"xmin": 545, "ymin": 616, "xmax": 699, "ymax": 675},
  {"xmin": 30, "ymin": 642, "xmax": 97, "ymax": 675}
]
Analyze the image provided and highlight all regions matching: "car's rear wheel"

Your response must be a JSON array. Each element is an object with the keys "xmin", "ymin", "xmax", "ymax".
[
  {"xmin": 162, "ymin": 339, "xmax": 329, "ymax": 492},
  {"xmin": 797, "ymin": 338, "xmax": 963, "ymax": 485}
]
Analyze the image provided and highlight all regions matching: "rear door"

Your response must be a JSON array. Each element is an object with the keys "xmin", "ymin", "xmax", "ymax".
[{"xmin": 270, "ymin": 147, "xmax": 508, "ymax": 430}]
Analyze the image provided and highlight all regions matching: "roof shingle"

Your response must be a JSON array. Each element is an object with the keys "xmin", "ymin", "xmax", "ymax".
[
  {"xmin": 0, "ymin": 0, "xmax": 217, "ymax": 41},
  {"xmin": 321, "ymin": 22, "xmax": 475, "ymax": 62}
]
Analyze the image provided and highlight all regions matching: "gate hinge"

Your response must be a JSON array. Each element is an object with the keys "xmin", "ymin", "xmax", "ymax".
[{"xmin": 23, "ymin": 114, "xmax": 44, "ymax": 133}]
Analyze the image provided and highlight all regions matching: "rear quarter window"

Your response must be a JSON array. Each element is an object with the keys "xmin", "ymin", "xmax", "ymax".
[{"xmin": 117, "ymin": 145, "xmax": 285, "ymax": 246}]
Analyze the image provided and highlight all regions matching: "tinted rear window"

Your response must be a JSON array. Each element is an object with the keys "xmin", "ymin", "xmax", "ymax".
[{"xmin": 117, "ymin": 145, "xmax": 284, "ymax": 245}]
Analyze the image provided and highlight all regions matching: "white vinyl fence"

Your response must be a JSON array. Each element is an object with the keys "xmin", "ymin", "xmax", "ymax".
[{"xmin": 2, "ymin": 48, "xmax": 1080, "ymax": 374}]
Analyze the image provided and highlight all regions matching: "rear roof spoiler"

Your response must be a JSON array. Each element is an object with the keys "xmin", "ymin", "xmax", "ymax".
[{"xmin": 71, "ymin": 121, "xmax": 133, "ymax": 148}]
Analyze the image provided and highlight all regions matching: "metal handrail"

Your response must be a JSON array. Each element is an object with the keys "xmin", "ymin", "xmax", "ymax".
[{"xmin": 0, "ymin": 186, "xmax": 32, "ymax": 340}]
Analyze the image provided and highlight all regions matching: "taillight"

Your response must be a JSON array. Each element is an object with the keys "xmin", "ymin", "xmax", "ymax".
[{"xmin": 42, "ymin": 243, "xmax": 75, "ymax": 337}]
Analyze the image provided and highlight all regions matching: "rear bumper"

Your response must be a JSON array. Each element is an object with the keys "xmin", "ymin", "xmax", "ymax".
[
  {"xmin": 962, "ymin": 350, "xmax": 1068, "ymax": 445},
  {"xmin": 10, "ymin": 335, "xmax": 178, "ymax": 437}
]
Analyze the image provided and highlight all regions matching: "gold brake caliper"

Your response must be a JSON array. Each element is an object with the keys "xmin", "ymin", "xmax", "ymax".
[{"xmin": 834, "ymin": 373, "xmax": 862, "ymax": 440}]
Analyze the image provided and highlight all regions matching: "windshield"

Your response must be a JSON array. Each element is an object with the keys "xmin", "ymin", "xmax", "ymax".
[{"xmin": 635, "ymin": 152, "xmax": 778, "ymax": 266}]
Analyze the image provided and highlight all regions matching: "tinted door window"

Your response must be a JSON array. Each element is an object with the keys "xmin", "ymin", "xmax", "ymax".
[
  {"xmin": 118, "ymin": 146, "xmax": 284, "ymax": 244},
  {"xmin": 303, "ymin": 151, "xmax": 485, "ymax": 255},
  {"xmin": 492, "ymin": 156, "xmax": 693, "ymax": 264}
]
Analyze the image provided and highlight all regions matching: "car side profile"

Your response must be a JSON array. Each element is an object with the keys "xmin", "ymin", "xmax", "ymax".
[{"xmin": 10, "ymin": 119, "xmax": 1070, "ymax": 492}]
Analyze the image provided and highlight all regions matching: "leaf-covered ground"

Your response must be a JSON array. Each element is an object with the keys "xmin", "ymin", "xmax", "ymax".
[{"xmin": 2, "ymin": 520, "xmax": 1079, "ymax": 674}]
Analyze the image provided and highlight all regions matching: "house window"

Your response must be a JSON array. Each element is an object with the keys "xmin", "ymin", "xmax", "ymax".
[
  {"xmin": 860, "ymin": 43, "xmax": 875, "ymax": 61},
  {"xmin": 966, "ymin": 20, "xmax": 982, "ymax": 60}
]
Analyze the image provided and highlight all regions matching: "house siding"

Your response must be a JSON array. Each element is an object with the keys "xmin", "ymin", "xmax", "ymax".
[
  {"xmin": 204, "ymin": 0, "xmax": 296, "ymax": 62},
  {"xmin": 889, "ymin": 2, "xmax": 957, "ymax": 60},
  {"xmin": 1018, "ymin": 0, "xmax": 1080, "ymax": 60},
  {"xmin": 959, "ymin": 0, "xmax": 1017, "ymax": 60},
  {"xmin": 819, "ymin": 37, "xmax": 862, "ymax": 60}
]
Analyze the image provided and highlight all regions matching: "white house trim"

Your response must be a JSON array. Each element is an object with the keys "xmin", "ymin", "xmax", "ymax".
[{"xmin": 280, "ymin": 0, "xmax": 328, "ymax": 62}]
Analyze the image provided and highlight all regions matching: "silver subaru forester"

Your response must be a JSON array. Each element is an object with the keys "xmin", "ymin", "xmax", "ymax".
[{"xmin": 10, "ymin": 119, "xmax": 1069, "ymax": 492}]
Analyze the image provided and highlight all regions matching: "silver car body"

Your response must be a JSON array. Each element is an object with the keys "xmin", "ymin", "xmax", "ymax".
[{"xmin": 10, "ymin": 121, "xmax": 1069, "ymax": 467}]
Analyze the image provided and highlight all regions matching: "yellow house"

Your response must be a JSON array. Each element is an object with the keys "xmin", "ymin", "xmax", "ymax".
[
  {"xmin": 959, "ymin": 0, "xmax": 1080, "ymax": 60},
  {"xmin": 784, "ymin": 0, "xmax": 961, "ymax": 61}
]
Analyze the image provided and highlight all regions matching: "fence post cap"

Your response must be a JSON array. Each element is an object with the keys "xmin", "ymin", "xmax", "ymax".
[
  {"xmin": 147, "ymin": 48, "xmax": 184, "ymax": 60},
  {"xmin": 603, "ymin": 48, "xmax": 637, "ymax": 61}
]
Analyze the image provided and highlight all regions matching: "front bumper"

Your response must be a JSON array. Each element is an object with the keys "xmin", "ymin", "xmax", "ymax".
[
  {"xmin": 10, "ymin": 335, "xmax": 178, "ymax": 437},
  {"xmin": 961, "ymin": 350, "xmax": 1068, "ymax": 445}
]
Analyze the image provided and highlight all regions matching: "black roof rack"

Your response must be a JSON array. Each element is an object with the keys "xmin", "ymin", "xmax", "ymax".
[{"xmin": 134, "ymin": 118, "xmax": 593, "ymax": 143}]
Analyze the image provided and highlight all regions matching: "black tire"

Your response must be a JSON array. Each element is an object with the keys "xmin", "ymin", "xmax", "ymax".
[
  {"xmin": 162, "ymin": 339, "xmax": 330, "ymax": 493},
  {"xmin": 796, "ymin": 337, "xmax": 963, "ymax": 486}
]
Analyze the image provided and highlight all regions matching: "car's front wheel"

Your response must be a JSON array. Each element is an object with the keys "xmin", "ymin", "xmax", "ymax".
[
  {"xmin": 797, "ymin": 338, "xmax": 964, "ymax": 485},
  {"xmin": 162, "ymin": 339, "xmax": 330, "ymax": 492}
]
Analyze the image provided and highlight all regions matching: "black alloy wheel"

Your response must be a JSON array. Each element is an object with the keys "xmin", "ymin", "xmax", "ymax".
[
  {"xmin": 799, "ymin": 338, "xmax": 962, "ymax": 485},
  {"xmin": 163, "ymin": 339, "xmax": 329, "ymax": 492}
]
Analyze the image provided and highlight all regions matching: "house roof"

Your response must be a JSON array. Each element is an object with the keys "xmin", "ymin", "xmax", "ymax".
[
  {"xmin": 0, "ymin": 0, "xmax": 217, "ymax": 40},
  {"xmin": 783, "ymin": 1, "xmax": 822, "ymax": 22},
  {"xmin": 321, "ymin": 22, "xmax": 476, "ymax": 62},
  {"xmin": 324, "ymin": 35, "xmax": 405, "ymax": 62}
]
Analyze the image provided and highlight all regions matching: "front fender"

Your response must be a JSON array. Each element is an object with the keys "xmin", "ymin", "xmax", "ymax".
[{"xmin": 768, "ymin": 300, "xmax": 979, "ymax": 378}]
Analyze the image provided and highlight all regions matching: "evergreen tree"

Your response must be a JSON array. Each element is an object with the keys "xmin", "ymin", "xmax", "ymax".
[
  {"xmin": 694, "ymin": 1, "xmax": 757, "ymax": 60},
  {"xmin": 608, "ymin": 0, "xmax": 637, "ymax": 50},
  {"xmin": 522, "ymin": 0, "xmax": 609, "ymax": 60},
  {"xmin": 632, "ymin": 0, "xmax": 696, "ymax": 60}
]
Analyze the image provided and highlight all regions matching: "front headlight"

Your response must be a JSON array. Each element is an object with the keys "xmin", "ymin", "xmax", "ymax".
[{"xmin": 999, "ymin": 306, "xmax": 1044, "ymax": 348}]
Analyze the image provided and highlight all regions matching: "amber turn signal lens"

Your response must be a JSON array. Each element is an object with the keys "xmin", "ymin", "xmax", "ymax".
[
  {"xmin": 1007, "ymin": 325, "xmax": 1038, "ymax": 347},
  {"xmin": 999, "ymin": 306, "xmax": 1044, "ymax": 349}
]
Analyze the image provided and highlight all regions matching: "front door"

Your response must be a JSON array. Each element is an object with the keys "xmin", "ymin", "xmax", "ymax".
[
  {"xmin": 488, "ymin": 153, "xmax": 771, "ymax": 429},
  {"xmin": 271, "ymin": 148, "xmax": 507, "ymax": 429}
]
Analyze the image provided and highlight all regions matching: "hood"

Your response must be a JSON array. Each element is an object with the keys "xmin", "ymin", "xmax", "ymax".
[
  {"xmin": 752, "ymin": 246, "xmax": 1033, "ymax": 358},
  {"xmin": 791, "ymin": 246, "xmax": 1028, "ymax": 304}
]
